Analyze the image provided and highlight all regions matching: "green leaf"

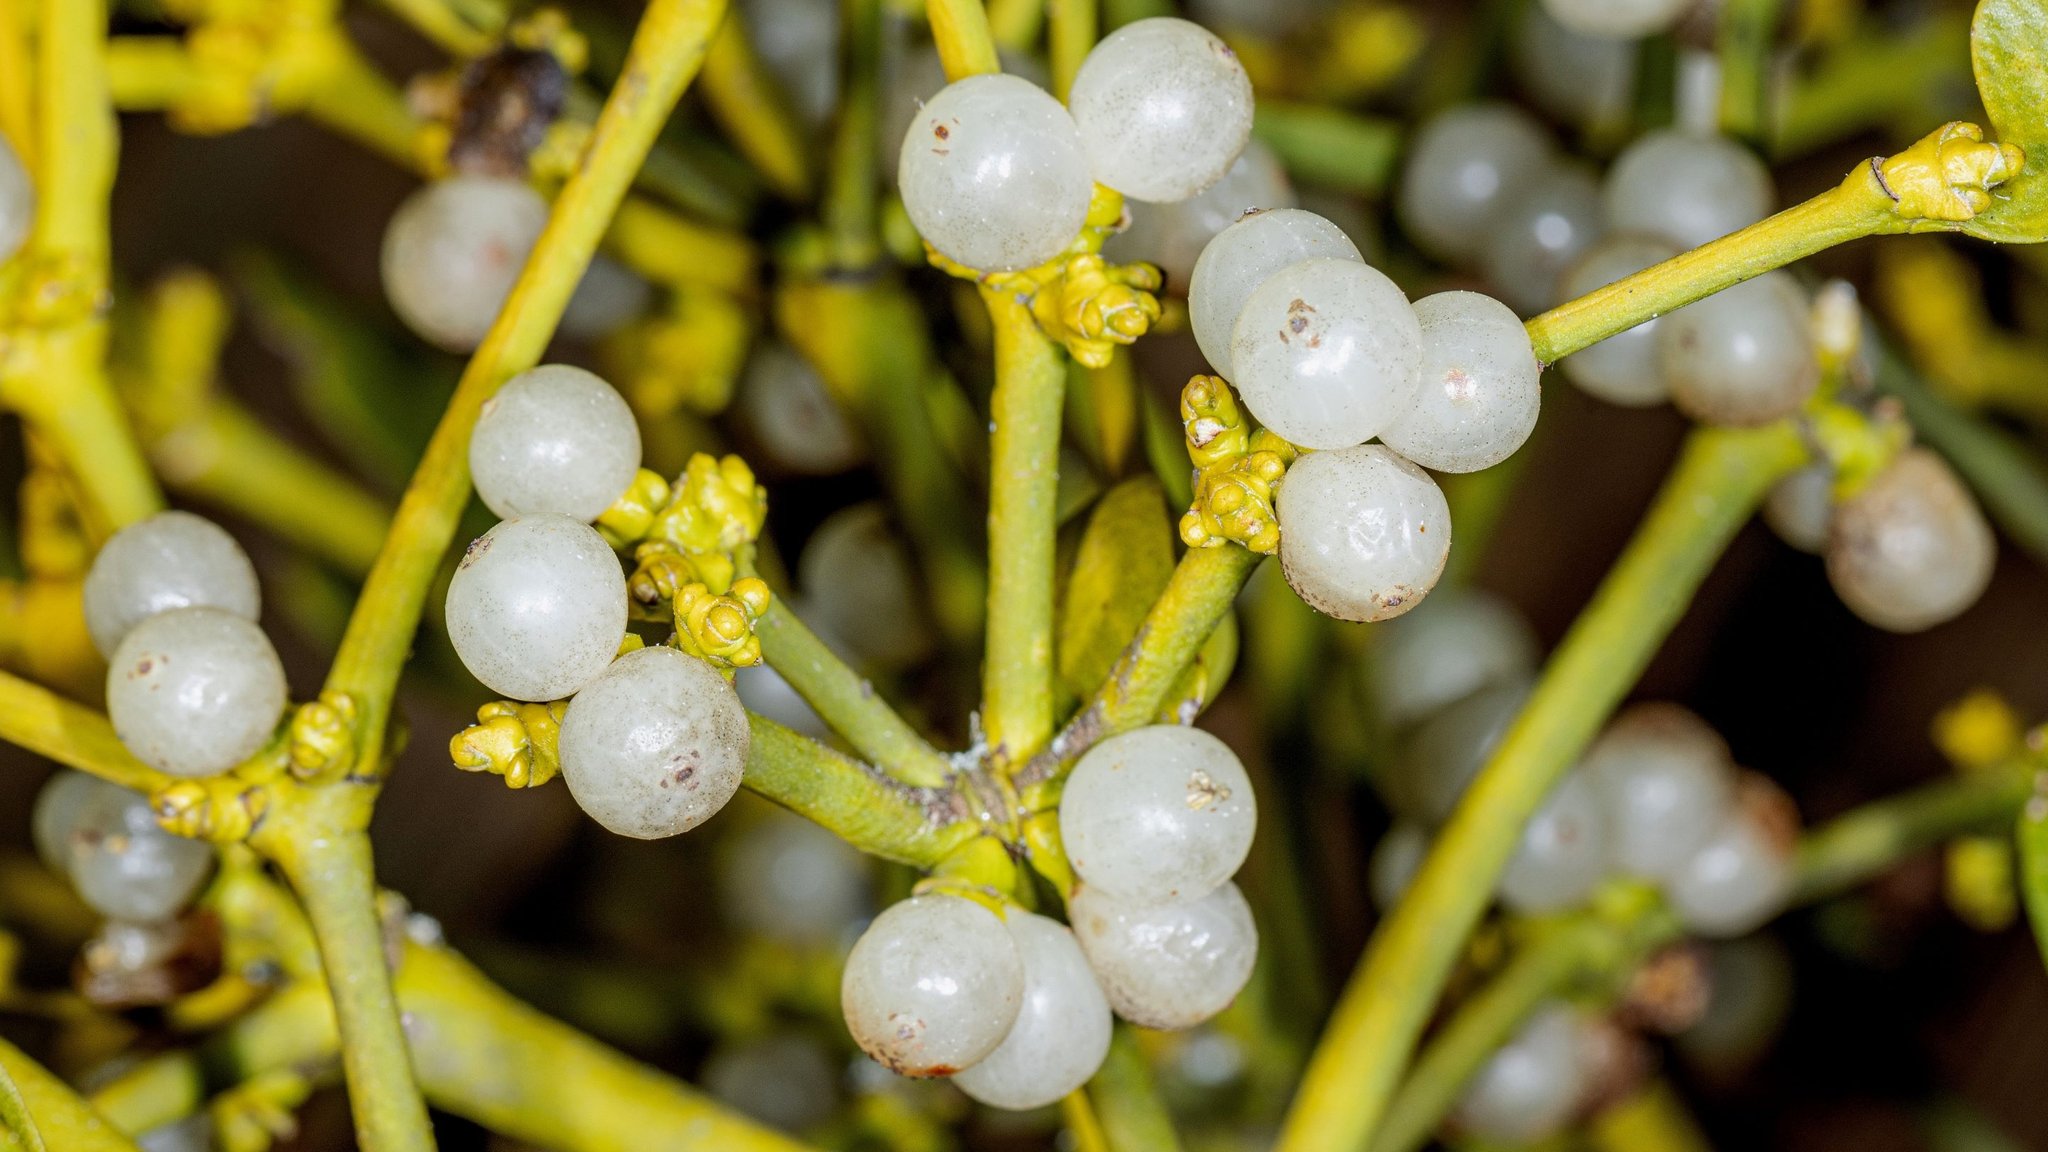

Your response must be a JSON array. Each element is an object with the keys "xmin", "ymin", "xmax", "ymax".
[
  {"xmin": 2015, "ymin": 790, "xmax": 2048, "ymax": 975},
  {"xmin": 1967, "ymin": 0, "xmax": 2048, "ymax": 241},
  {"xmin": 1057, "ymin": 477, "xmax": 1176, "ymax": 709}
]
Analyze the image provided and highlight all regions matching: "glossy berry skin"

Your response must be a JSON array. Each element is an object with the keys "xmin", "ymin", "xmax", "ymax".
[
  {"xmin": 1603, "ymin": 130, "xmax": 1774, "ymax": 251},
  {"xmin": 1277, "ymin": 444, "xmax": 1451, "ymax": 623},
  {"xmin": 1511, "ymin": 5, "xmax": 1638, "ymax": 130},
  {"xmin": 1060, "ymin": 725, "xmax": 1257, "ymax": 904},
  {"xmin": 1379, "ymin": 291, "xmax": 1542, "ymax": 473},
  {"xmin": 1456, "ymin": 1004, "xmax": 1591, "ymax": 1144},
  {"xmin": 1370, "ymin": 588, "xmax": 1538, "ymax": 731},
  {"xmin": 35, "ymin": 770, "xmax": 213, "ymax": 923},
  {"xmin": 797, "ymin": 502, "xmax": 935, "ymax": 671},
  {"xmin": 557, "ymin": 646, "xmax": 750, "ymax": 839},
  {"xmin": 1068, "ymin": 18, "xmax": 1254, "ymax": 204},
  {"xmin": 1229, "ymin": 258, "xmax": 1424, "ymax": 450},
  {"xmin": 83, "ymin": 510, "xmax": 263, "ymax": 659},
  {"xmin": 1826, "ymin": 448, "xmax": 1995, "ymax": 633},
  {"xmin": 1370, "ymin": 821, "xmax": 1430, "ymax": 911},
  {"xmin": 558, "ymin": 256, "xmax": 652, "ymax": 341},
  {"xmin": 380, "ymin": 175, "xmax": 547, "ymax": 352},
  {"xmin": 1070, "ymin": 880, "xmax": 1257, "ymax": 1030},
  {"xmin": 1397, "ymin": 104, "xmax": 1553, "ymax": 266},
  {"xmin": 952, "ymin": 912, "xmax": 1114, "ymax": 1110},
  {"xmin": 1765, "ymin": 463, "xmax": 1834, "ymax": 555},
  {"xmin": 1189, "ymin": 208, "xmax": 1362, "ymax": 381},
  {"xmin": 107, "ymin": 607, "xmax": 289, "ymax": 779},
  {"xmin": 1581, "ymin": 703, "xmax": 1737, "ymax": 880},
  {"xmin": 840, "ymin": 894, "xmax": 1025, "ymax": 1076},
  {"xmin": 897, "ymin": 73, "xmax": 1093, "ymax": 272},
  {"xmin": 718, "ymin": 809, "xmax": 870, "ymax": 943},
  {"xmin": 1482, "ymin": 162, "xmax": 1606, "ymax": 315},
  {"xmin": 735, "ymin": 342, "xmax": 865, "ymax": 476},
  {"xmin": 1541, "ymin": 0, "xmax": 1696, "ymax": 40},
  {"xmin": 470, "ymin": 365, "xmax": 642, "ymax": 522},
  {"xmin": 1658, "ymin": 271, "xmax": 1816, "ymax": 427},
  {"xmin": 1498, "ymin": 770, "xmax": 1611, "ymax": 914},
  {"xmin": 1558, "ymin": 234, "xmax": 1682, "ymax": 407},
  {"xmin": 1664, "ymin": 780, "xmax": 1796, "ymax": 938},
  {"xmin": 444, "ymin": 515, "xmax": 627, "ymax": 701}
]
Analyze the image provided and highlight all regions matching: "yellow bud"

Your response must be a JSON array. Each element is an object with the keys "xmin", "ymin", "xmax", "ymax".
[
  {"xmin": 1933, "ymin": 689, "xmax": 2023, "ymax": 774},
  {"xmin": 1945, "ymin": 836, "xmax": 2017, "ymax": 932}
]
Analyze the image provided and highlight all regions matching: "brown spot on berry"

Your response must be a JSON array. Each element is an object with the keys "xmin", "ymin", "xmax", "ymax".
[
  {"xmin": 934, "ymin": 123, "xmax": 950, "ymax": 140},
  {"xmin": 459, "ymin": 534, "xmax": 492, "ymax": 569}
]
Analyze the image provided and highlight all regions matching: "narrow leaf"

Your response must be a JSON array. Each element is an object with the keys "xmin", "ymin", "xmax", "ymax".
[{"xmin": 1058, "ymin": 477, "xmax": 1176, "ymax": 708}]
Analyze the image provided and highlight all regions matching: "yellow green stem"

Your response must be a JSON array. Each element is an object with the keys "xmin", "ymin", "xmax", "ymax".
[
  {"xmin": 325, "ymin": 0, "xmax": 730, "ymax": 748},
  {"xmin": 0, "ymin": 1039, "xmax": 136, "ymax": 1152},
  {"xmin": 1049, "ymin": 0, "xmax": 1096, "ymax": 100},
  {"xmin": 1090, "ymin": 1026, "xmax": 1184, "ymax": 1152},
  {"xmin": 743, "ymin": 715, "xmax": 976, "ymax": 867},
  {"xmin": 268, "ymin": 831, "xmax": 434, "ymax": 1152},
  {"xmin": 1524, "ymin": 161, "xmax": 1899, "ymax": 364},
  {"xmin": 0, "ymin": 0, "xmax": 34, "ymax": 167},
  {"xmin": 1717, "ymin": 0, "xmax": 1781, "ymax": 145},
  {"xmin": 1276, "ymin": 423, "xmax": 1808, "ymax": 1152},
  {"xmin": 0, "ymin": 669, "xmax": 174, "ymax": 795},
  {"xmin": 824, "ymin": 0, "xmax": 883, "ymax": 268},
  {"xmin": 982, "ymin": 288, "xmax": 1067, "ymax": 768},
  {"xmin": 375, "ymin": 0, "xmax": 497, "ymax": 57},
  {"xmin": 699, "ymin": 13, "xmax": 813, "ymax": 201},
  {"xmin": 987, "ymin": 0, "xmax": 1044, "ymax": 52},
  {"xmin": 753, "ymin": 602, "xmax": 957, "ymax": 788},
  {"xmin": 927, "ymin": 0, "xmax": 1001, "ymax": 80}
]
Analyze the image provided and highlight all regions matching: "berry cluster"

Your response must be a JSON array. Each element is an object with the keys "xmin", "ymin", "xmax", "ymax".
[{"xmin": 842, "ymin": 724, "xmax": 1258, "ymax": 1107}]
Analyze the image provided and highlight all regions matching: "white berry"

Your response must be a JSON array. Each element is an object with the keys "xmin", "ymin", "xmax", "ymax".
[
  {"xmin": 1455, "ymin": 1004, "xmax": 1592, "ymax": 1144},
  {"xmin": 107, "ymin": 607, "xmax": 288, "ymax": 779},
  {"xmin": 952, "ymin": 912, "xmax": 1114, "ymax": 1110},
  {"xmin": 558, "ymin": 646, "xmax": 750, "ymax": 839},
  {"xmin": 1826, "ymin": 448, "xmax": 1995, "ymax": 633},
  {"xmin": 1498, "ymin": 769, "xmax": 1611, "ymax": 914},
  {"xmin": 1068, "ymin": 18, "xmax": 1254, "ymax": 203},
  {"xmin": 1603, "ymin": 130, "xmax": 1773, "ymax": 251},
  {"xmin": 1657, "ymin": 271, "xmax": 1816, "ymax": 427},
  {"xmin": 35, "ymin": 770, "xmax": 213, "ymax": 923},
  {"xmin": 736, "ymin": 342, "xmax": 865, "ymax": 476},
  {"xmin": 1103, "ymin": 140, "xmax": 1295, "ymax": 289},
  {"xmin": 1558, "ymin": 234, "xmax": 1682, "ymax": 407},
  {"xmin": 1370, "ymin": 588, "xmax": 1538, "ymax": 731},
  {"xmin": 380, "ymin": 175, "xmax": 547, "ymax": 352},
  {"xmin": 840, "ymin": 893, "xmax": 1025, "ymax": 1076},
  {"xmin": 1397, "ymin": 104, "xmax": 1554, "ymax": 267},
  {"xmin": 1581, "ymin": 702, "xmax": 1737, "ymax": 880},
  {"xmin": 444, "ymin": 515, "xmax": 627, "ymax": 701},
  {"xmin": 1060, "ymin": 725, "xmax": 1256, "ymax": 904},
  {"xmin": 1277, "ymin": 444, "xmax": 1451, "ymax": 622},
  {"xmin": 1189, "ymin": 208, "xmax": 1361, "ymax": 380},
  {"xmin": 0, "ymin": 132, "xmax": 32, "ymax": 266},
  {"xmin": 1230, "ymin": 258, "xmax": 1424, "ymax": 449},
  {"xmin": 470, "ymin": 365, "xmax": 641, "ymax": 522},
  {"xmin": 1379, "ymin": 291, "xmax": 1541, "ymax": 473},
  {"xmin": 83, "ymin": 510, "xmax": 262, "ymax": 659},
  {"xmin": 719, "ymin": 809, "xmax": 872, "ymax": 942},
  {"xmin": 1070, "ymin": 880, "xmax": 1257, "ymax": 1030}
]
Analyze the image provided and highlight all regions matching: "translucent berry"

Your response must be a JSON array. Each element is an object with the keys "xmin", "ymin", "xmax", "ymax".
[
  {"xmin": 83, "ymin": 510, "xmax": 263, "ymax": 659},
  {"xmin": 1825, "ymin": 448, "xmax": 1995, "ymax": 633},
  {"xmin": 797, "ymin": 503, "xmax": 934, "ymax": 671},
  {"xmin": 1664, "ymin": 776, "xmax": 1797, "ymax": 938},
  {"xmin": 1229, "ymin": 258, "xmax": 1424, "ymax": 449},
  {"xmin": 1369, "ymin": 821, "xmax": 1430, "ymax": 911},
  {"xmin": 1397, "ymin": 104, "xmax": 1554, "ymax": 266},
  {"xmin": 444, "ymin": 516, "xmax": 628, "ymax": 701},
  {"xmin": 1070, "ymin": 880, "xmax": 1257, "ymax": 1030},
  {"xmin": 1454, "ymin": 1004, "xmax": 1592, "ymax": 1145},
  {"xmin": 1764, "ymin": 462, "xmax": 1834, "ymax": 555},
  {"xmin": 741, "ymin": 0, "xmax": 841, "ymax": 127},
  {"xmin": 1276, "ymin": 444, "xmax": 1451, "ymax": 622},
  {"xmin": 1511, "ymin": 5, "xmax": 1638, "ymax": 130},
  {"xmin": 953, "ymin": 912, "xmax": 1114, "ymax": 1110},
  {"xmin": 1104, "ymin": 139, "xmax": 1296, "ymax": 290},
  {"xmin": 108, "ymin": 607, "xmax": 289, "ymax": 779},
  {"xmin": 559, "ymin": 256, "xmax": 654, "ymax": 341},
  {"xmin": 1603, "ymin": 130, "xmax": 1774, "ymax": 251},
  {"xmin": 35, "ymin": 770, "xmax": 213, "ymax": 923},
  {"xmin": 1379, "ymin": 291, "xmax": 1541, "ymax": 473},
  {"xmin": 1540, "ymin": 0, "xmax": 1695, "ymax": 41},
  {"xmin": 703, "ymin": 1033, "xmax": 840, "ymax": 1131},
  {"xmin": 1060, "ymin": 725, "xmax": 1257, "ymax": 904},
  {"xmin": 880, "ymin": 47, "xmax": 1050, "ymax": 184},
  {"xmin": 0, "ymin": 132, "xmax": 33, "ymax": 267},
  {"xmin": 1657, "ymin": 271, "xmax": 1816, "ymax": 426},
  {"xmin": 1498, "ymin": 769, "xmax": 1611, "ymax": 914},
  {"xmin": 840, "ymin": 893, "xmax": 1025, "ymax": 1076},
  {"xmin": 1581, "ymin": 703, "xmax": 1737, "ymax": 880},
  {"xmin": 1387, "ymin": 678, "xmax": 1532, "ymax": 824},
  {"xmin": 1557, "ymin": 234, "xmax": 1682, "ymax": 407},
  {"xmin": 1482, "ymin": 162, "xmax": 1606, "ymax": 315},
  {"xmin": 471, "ymin": 364, "xmax": 642, "ymax": 522},
  {"xmin": 1189, "ymin": 208, "xmax": 1362, "ymax": 380},
  {"xmin": 1676, "ymin": 936, "xmax": 1793, "ymax": 1075},
  {"xmin": 1370, "ymin": 588, "xmax": 1539, "ymax": 731},
  {"xmin": 732, "ymin": 664, "xmax": 830, "ymax": 740},
  {"xmin": 735, "ymin": 342, "xmax": 864, "ymax": 476},
  {"xmin": 719, "ymin": 808, "xmax": 872, "ymax": 943},
  {"xmin": 1068, "ymin": 18, "xmax": 1255, "ymax": 204},
  {"xmin": 557, "ymin": 646, "xmax": 750, "ymax": 839},
  {"xmin": 897, "ymin": 73, "xmax": 1093, "ymax": 272},
  {"xmin": 381, "ymin": 175, "xmax": 547, "ymax": 352}
]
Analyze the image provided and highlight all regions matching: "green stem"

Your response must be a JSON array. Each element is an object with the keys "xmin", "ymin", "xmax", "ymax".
[
  {"xmin": 1090, "ymin": 1026, "xmax": 1184, "ymax": 1152},
  {"xmin": 926, "ymin": 0, "xmax": 1001, "ymax": 79},
  {"xmin": 1018, "ymin": 543, "xmax": 1263, "ymax": 795},
  {"xmin": 0, "ymin": 669, "xmax": 173, "ymax": 795},
  {"xmin": 982, "ymin": 288, "xmax": 1067, "ymax": 768},
  {"xmin": 1716, "ymin": 0, "xmax": 1780, "ymax": 145},
  {"xmin": 1869, "ymin": 340, "xmax": 2048, "ymax": 572},
  {"xmin": 1276, "ymin": 423, "xmax": 1808, "ymax": 1152},
  {"xmin": 824, "ymin": 0, "xmax": 882, "ymax": 268},
  {"xmin": 324, "ymin": 0, "xmax": 730, "ymax": 752},
  {"xmin": 0, "ymin": 1040, "xmax": 133, "ymax": 1152},
  {"xmin": 2017, "ymin": 774, "xmax": 2048, "ymax": 975},
  {"xmin": 742, "ymin": 715, "xmax": 976, "ymax": 867},
  {"xmin": 1371, "ymin": 919, "xmax": 1622, "ymax": 1152},
  {"xmin": 753, "ymin": 603, "xmax": 956, "ymax": 788},
  {"xmin": 1048, "ymin": 0, "xmax": 1096, "ymax": 100},
  {"xmin": 1771, "ymin": 15, "xmax": 1970, "ymax": 160},
  {"xmin": 1525, "ymin": 164, "xmax": 1898, "ymax": 364},
  {"xmin": 1796, "ymin": 767, "xmax": 2033, "ymax": 904},
  {"xmin": 271, "ymin": 832, "xmax": 434, "ymax": 1152}
]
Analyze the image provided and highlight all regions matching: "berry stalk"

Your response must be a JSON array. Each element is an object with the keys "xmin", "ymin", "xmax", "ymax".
[
  {"xmin": 0, "ymin": 1037, "xmax": 130, "ymax": 1152},
  {"xmin": 753, "ymin": 601, "xmax": 957, "ymax": 787},
  {"xmin": 1277, "ymin": 421, "xmax": 1809, "ymax": 1152}
]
